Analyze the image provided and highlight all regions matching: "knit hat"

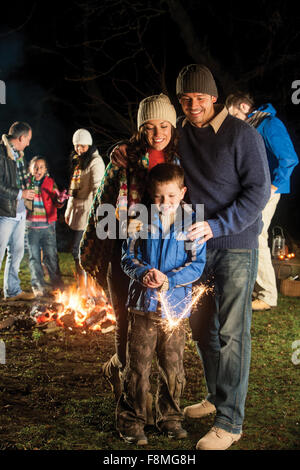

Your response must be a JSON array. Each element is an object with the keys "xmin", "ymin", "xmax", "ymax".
[
  {"xmin": 176, "ymin": 64, "xmax": 218, "ymax": 98},
  {"xmin": 72, "ymin": 129, "xmax": 93, "ymax": 146},
  {"xmin": 137, "ymin": 94, "xmax": 177, "ymax": 129}
]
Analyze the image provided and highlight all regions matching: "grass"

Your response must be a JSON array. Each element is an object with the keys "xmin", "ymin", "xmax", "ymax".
[{"xmin": 0, "ymin": 252, "xmax": 299, "ymax": 451}]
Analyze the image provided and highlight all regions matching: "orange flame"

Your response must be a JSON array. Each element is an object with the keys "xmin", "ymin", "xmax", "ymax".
[{"xmin": 34, "ymin": 278, "xmax": 115, "ymax": 333}]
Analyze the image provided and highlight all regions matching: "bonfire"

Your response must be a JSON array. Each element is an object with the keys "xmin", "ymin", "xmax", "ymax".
[{"xmin": 30, "ymin": 279, "xmax": 116, "ymax": 333}]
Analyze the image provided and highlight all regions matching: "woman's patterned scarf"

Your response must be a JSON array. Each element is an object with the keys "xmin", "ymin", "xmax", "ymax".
[
  {"xmin": 115, "ymin": 152, "xmax": 149, "ymax": 219},
  {"xmin": 68, "ymin": 154, "xmax": 81, "ymax": 196}
]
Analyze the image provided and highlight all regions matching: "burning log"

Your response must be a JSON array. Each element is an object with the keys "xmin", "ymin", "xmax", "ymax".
[
  {"xmin": 84, "ymin": 309, "xmax": 107, "ymax": 328},
  {"xmin": 59, "ymin": 309, "xmax": 77, "ymax": 329},
  {"xmin": 100, "ymin": 319, "xmax": 116, "ymax": 333},
  {"xmin": 0, "ymin": 316, "xmax": 17, "ymax": 330}
]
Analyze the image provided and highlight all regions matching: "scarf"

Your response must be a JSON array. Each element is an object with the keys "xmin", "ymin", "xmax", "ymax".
[
  {"xmin": 115, "ymin": 152, "xmax": 149, "ymax": 219},
  {"xmin": 246, "ymin": 110, "xmax": 270, "ymax": 129},
  {"xmin": 68, "ymin": 155, "xmax": 81, "ymax": 196}
]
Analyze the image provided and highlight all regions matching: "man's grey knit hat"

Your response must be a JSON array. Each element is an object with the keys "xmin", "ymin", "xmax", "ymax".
[{"xmin": 176, "ymin": 64, "xmax": 218, "ymax": 98}]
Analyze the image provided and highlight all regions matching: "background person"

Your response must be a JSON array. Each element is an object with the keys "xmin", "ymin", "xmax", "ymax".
[
  {"xmin": 26, "ymin": 156, "xmax": 67, "ymax": 297},
  {"xmin": 226, "ymin": 92, "xmax": 299, "ymax": 310},
  {"xmin": 0, "ymin": 122, "xmax": 35, "ymax": 301},
  {"xmin": 65, "ymin": 128, "xmax": 105, "ymax": 289}
]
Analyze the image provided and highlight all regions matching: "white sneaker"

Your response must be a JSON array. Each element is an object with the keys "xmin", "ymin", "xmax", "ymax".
[
  {"xmin": 196, "ymin": 426, "xmax": 242, "ymax": 450},
  {"xmin": 184, "ymin": 400, "xmax": 216, "ymax": 419}
]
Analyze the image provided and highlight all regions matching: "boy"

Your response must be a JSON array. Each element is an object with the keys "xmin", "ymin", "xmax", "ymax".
[{"xmin": 116, "ymin": 163, "xmax": 206, "ymax": 445}]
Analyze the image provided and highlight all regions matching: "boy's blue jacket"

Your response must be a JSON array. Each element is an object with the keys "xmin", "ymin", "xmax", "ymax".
[
  {"xmin": 121, "ymin": 203, "xmax": 206, "ymax": 319},
  {"xmin": 249, "ymin": 103, "xmax": 298, "ymax": 194}
]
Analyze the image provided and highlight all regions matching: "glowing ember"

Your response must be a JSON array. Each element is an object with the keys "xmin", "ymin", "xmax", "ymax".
[
  {"xmin": 159, "ymin": 284, "xmax": 209, "ymax": 333},
  {"xmin": 31, "ymin": 279, "xmax": 115, "ymax": 333}
]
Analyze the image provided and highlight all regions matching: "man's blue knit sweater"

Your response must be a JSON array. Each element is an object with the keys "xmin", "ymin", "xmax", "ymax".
[{"xmin": 177, "ymin": 107, "xmax": 271, "ymax": 249}]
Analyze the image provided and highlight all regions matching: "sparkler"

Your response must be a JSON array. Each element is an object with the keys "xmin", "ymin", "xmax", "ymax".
[{"xmin": 159, "ymin": 284, "xmax": 209, "ymax": 334}]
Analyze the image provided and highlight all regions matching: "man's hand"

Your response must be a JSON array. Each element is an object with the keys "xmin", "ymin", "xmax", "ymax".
[
  {"xmin": 142, "ymin": 268, "xmax": 167, "ymax": 288},
  {"xmin": 22, "ymin": 189, "xmax": 35, "ymax": 200},
  {"xmin": 110, "ymin": 144, "xmax": 128, "ymax": 168},
  {"xmin": 187, "ymin": 221, "xmax": 213, "ymax": 244},
  {"xmin": 128, "ymin": 218, "xmax": 143, "ymax": 237}
]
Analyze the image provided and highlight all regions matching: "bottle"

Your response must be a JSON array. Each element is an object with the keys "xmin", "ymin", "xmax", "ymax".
[{"xmin": 29, "ymin": 175, "xmax": 35, "ymax": 190}]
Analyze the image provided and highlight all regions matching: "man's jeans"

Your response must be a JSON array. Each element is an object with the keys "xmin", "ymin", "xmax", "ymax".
[
  {"xmin": 0, "ymin": 217, "xmax": 26, "ymax": 298},
  {"xmin": 27, "ymin": 224, "xmax": 63, "ymax": 292},
  {"xmin": 190, "ymin": 248, "xmax": 258, "ymax": 434}
]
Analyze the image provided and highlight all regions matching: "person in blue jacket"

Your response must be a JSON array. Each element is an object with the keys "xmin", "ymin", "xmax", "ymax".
[
  {"xmin": 116, "ymin": 162, "xmax": 206, "ymax": 446},
  {"xmin": 226, "ymin": 93, "xmax": 298, "ymax": 310}
]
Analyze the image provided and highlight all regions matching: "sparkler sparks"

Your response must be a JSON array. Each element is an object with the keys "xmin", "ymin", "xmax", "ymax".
[{"xmin": 159, "ymin": 284, "xmax": 209, "ymax": 333}]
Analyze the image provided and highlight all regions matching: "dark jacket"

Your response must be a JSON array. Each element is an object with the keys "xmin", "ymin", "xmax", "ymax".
[
  {"xmin": 177, "ymin": 106, "xmax": 271, "ymax": 249},
  {"xmin": 0, "ymin": 136, "xmax": 21, "ymax": 217}
]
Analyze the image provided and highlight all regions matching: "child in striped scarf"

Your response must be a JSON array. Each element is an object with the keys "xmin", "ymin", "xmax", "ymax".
[{"xmin": 26, "ymin": 156, "xmax": 68, "ymax": 297}]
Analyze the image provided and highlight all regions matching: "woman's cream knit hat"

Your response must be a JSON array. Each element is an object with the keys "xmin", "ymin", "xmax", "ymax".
[
  {"xmin": 72, "ymin": 128, "xmax": 93, "ymax": 146},
  {"xmin": 137, "ymin": 94, "xmax": 177, "ymax": 129}
]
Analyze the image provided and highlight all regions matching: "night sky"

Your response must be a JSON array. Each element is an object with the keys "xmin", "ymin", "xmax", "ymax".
[{"xmin": 1, "ymin": 0, "xmax": 300, "ymax": 240}]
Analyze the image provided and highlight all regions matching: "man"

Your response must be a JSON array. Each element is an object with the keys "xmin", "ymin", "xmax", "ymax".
[
  {"xmin": 93, "ymin": 65, "xmax": 270, "ymax": 450},
  {"xmin": 226, "ymin": 92, "xmax": 298, "ymax": 310},
  {"xmin": 0, "ymin": 121, "xmax": 35, "ymax": 300},
  {"xmin": 171, "ymin": 65, "xmax": 270, "ymax": 450}
]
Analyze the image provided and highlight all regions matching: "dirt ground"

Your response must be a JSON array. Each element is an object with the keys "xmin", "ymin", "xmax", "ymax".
[{"xmin": 0, "ymin": 302, "xmax": 204, "ymax": 451}]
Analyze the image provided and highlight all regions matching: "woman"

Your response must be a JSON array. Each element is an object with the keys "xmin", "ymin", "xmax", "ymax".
[
  {"xmin": 80, "ymin": 94, "xmax": 180, "ymax": 407},
  {"xmin": 65, "ymin": 128, "xmax": 105, "ymax": 287}
]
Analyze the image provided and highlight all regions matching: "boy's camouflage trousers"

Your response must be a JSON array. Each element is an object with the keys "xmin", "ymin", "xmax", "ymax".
[{"xmin": 116, "ymin": 310, "xmax": 186, "ymax": 434}]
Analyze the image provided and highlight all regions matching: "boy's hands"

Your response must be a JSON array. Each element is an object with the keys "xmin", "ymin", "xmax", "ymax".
[{"xmin": 142, "ymin": 268, "xmax": 168, "ymax": 289}]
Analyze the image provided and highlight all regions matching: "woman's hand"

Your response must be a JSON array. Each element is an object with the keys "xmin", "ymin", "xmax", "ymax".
[
  {"xmin": 55, "ymin": 189, "xmax": 69, "ymax": 203},
  {"xmin": 110, "ymin": 144, "xmax": 128, "ymax": 168}
]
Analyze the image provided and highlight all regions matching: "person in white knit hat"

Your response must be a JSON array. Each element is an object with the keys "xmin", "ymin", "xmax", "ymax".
[{"xmin": 65, "ymin": 128, "xmax": 105, "ymax": 288}]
